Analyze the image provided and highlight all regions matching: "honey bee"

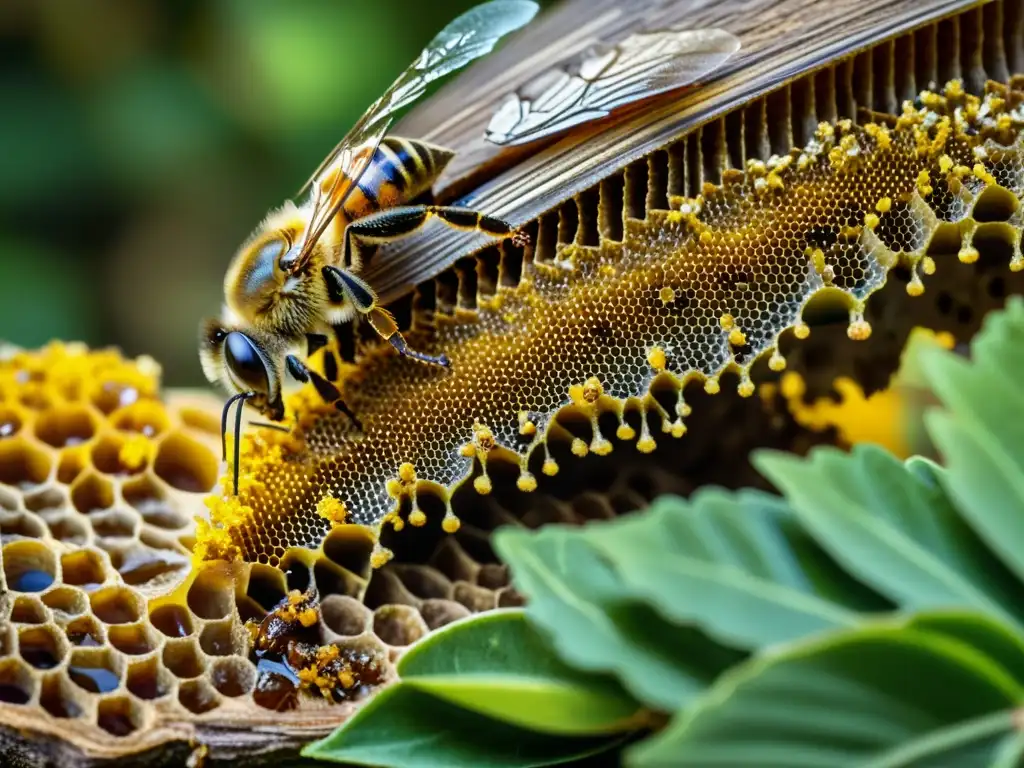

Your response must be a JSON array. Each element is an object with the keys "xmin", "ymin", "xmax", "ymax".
[{"xmin": 199, "ymin": 0, "xmax": 539, "ymax": 489}]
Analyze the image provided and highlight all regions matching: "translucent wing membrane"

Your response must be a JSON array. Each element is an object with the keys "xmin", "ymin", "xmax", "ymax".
[
  {"xmin": 291, "ymin": 0, "xmax": 539, "ymax": 272},
  {"xmin": 485, "ymin": 27, "xmax": 741, "ymax": 146}
]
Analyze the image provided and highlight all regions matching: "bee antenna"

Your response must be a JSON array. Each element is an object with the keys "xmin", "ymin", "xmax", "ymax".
[
  {"xmin": 232, "ymin": 392, "xmax": 256, "ymax": 496},
  {"xmin": 220, "ymin": 392, "xmax": 251, "ymax": 461}
]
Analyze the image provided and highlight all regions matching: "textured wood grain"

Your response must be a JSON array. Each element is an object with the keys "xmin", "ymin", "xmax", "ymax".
[{"xmin": 369, "ymin": 0, "xmax": 989, "ymax": 303}]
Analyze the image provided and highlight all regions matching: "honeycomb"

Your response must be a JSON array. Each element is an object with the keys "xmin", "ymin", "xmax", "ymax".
[
  {"xmin": 199, "ymin": 76, "xmax": 1024, "ymax": 569},
  {"xmin": 0, "ymin": 343, "xmax": 571, "ymax": 765}
]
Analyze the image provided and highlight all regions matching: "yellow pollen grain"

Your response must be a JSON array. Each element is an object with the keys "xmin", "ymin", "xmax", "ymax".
[
  {"xmin": 636, "ymin": 436, "xmax": 657, "ymax": 453},
  {"xmin": 316, "ymin": 496, "xmax": 348, "ymax": 526},
  {"xmin": 571, "ymin": 438, "xmax": 589, "ymax": 457},
  {"xmin": 864, "ymin": 213, "xmax": 880, "ymax": 229},
  {"xmin": 370, "ymin": 545, "xmax": 393, "ymax": 569},
  {"xmin": 959, "ymin": 246, "xmax": 980, "ymax": 264},
  {"xmin": 921, "ymin": 256, "xmax": 936, "ymax": 275},
  {"xmin": 704, "ymin": 379, "xmax": 720, "ymax": 395},
  {"xmin": 442, "ymin": 513, "xmax": 461, "ymax": 534},
  {"xmin": 794, "ymin": 323, "xmax": 811, "ymax": 339},
  {"xmin": 473, "ymin": 475, "xmax": 492, "ymax": 495},
  {"xmin": 659, "ymin": 286, "xmax": 676, "ymax": 304},
  {"xmin": 647, "ymin": 346, "xmax": 667, "ymax": 371},
  {"xmin": 769, "ymin": 352, "xmax": 787, "ymax": 372},
  {"xmin": 737, "ymin": 380, "xmax": 755, "ymax": 398},
  {"xmin": 719, "ymin": 313, "xmax": 735, "ymax": 331},
  {"xmin": 516, "ymin": 473, "xmax": 537, "ymax": 492},
  {"xmin": 398, "ymin": 463, "xmax": 416, "ymax": 483},
  {"xmin": 875, "ymin": 196, "xmax": 892, "ymax": 214},
  {"xmin": 298, "ymin": 607, "xmax": 318, "ymax": 628},
  {"xmin": 542, "ymin": 458, "xmax": 559, "ymax": 476},
  {"xmin": 848, "ymin": 320, "xmax": 872, "ymax": 340},
  {"xmin": 408, "ymin": 508, "xmax": 427, "ymax": 527},
  {"xmin": 616, "ymin": 423, "xmax": 636, "ymax": 441},
  {"xmin": 670, "ymin": 422, "xmax": 687, "ymax": 438},
  {"xmin": 592, "ymin": 439, "xmax": 613, "ymax": 456},
  {"xmin": 118, "ymin": 435, "xmax": 152, "ymax": 470},
  {"xmin": 973, "ymin": 163, "xmax": 996, "ymax": 185},
  {"xmin": 728, "ymin": 328, "xmax": 747, "ymax": 347}
]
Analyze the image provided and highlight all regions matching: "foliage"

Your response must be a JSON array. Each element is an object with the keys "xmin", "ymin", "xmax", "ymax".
[{"xmin": 304, "ymin": 298, "xmax": 1024, "ymax": 766}]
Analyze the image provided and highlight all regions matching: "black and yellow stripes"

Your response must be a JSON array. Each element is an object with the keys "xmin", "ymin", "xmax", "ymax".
[{"xmin": 342, "ymin": 137, "xmax": 455, "ymax": 220}]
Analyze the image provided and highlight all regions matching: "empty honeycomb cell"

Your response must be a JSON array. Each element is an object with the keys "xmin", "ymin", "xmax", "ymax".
[
  {"xmin": 65, "ymin": 617, "xmax": 104, "ymax": 647},
  {"xmin": 451, "ymin": 582, "xmax": 497, "ymax": 613},
  {"xmin": 111, "ymin": 545, "xmax": 188, "ymax": 588},
  {"xmin": 23, "ymin": 486, "xmax": 65, "ymax": 513},
  {"xmin": 90, "ymin": 586, "xmax": 144, "ymax": 624},
  {"xmin": 149, "ymin": 604, "xmax": 194, "ymax": 639},
  {"xmin": 320, "ymin": 595, "xmax": 371, "ymax": 638},
  {"xmin": 0, "ymin": 438, "xmax": 52, "ymax": 489},
  {"xmin": 90, "ymin": 508, "xmax": 140, "ymax": 539},
  {"xmin": 497, "ymin": 587, "xmax": 527, "ymax": 608},
  {"xmin": 18, "ymin": 384, "xmax": 51, "ymax": 411},
  {"xmin": 122, "ymin": 476, "xmax": 189, "ymax": 529},
  {"xmin": 48, "ymin": 515, "xmax": 89, "ymax": 545},
  {"xmin": 0, "ymin": 657, "xmax": 37, "ymax": 704},
  {"xmin": 372, "ymin": 605, "xmax": 427, "ymax": 647},
  {"xmin": 418, "ymin": 599, "xmax": 471, "ymax": 631},
  {"xmin": 476, "ymin": 563, "xmax": 509, "ymax": 590},
  {"xmin": 67, "ymin": 648, "xmax": 122, "ymax": 694},
  {"xmin": 4, "ymin": 539, "xmax": 56, "ymax": 592},
  {"xmin": 126, "ymin": 657, "xmax": 172, "ymax": 700},
  {"xmin": 163, "ymin": 639, "xmax": 205, "ymax": 679},
  {"xmin": 57, "ymin": 446, "xmax": 89, "ymax": 485},
  {"xmin": 90, "ymin": 381, "xmax": 144, "ymax": 415},
  {"xmin": 70, "ymin": 473, "xmax": 114, "ymax": 514},
  {"xmin": 0, "ymin": 406, "xmax": 23, "ymax": 439},
  {"xmin": 210, "ymin": 657, "xmax": 255, "ymax": 698},
  {"xmin": 321, "ymin": 526, "xmax": 376, "ymax": 577},
  {"xmin": 199, "ymin": 620, "xmax": 242, "ymax": 657},
  {"xmin": 187, "ymin": 563, "xmax": 237, "ymax": 620},
  {"xmin": 178, "ymin": 678, "xmax": 220, "ymax": 714},
  {"xmin": 242, "ymin": 564, "xmax": 288, "ymax": 612},
  {"xmin": 108, "ymin": 623, "xmax": 158, "ymax": 655},
  {"xmin": 111, "ymin": 400, "xmax": 170, "ymax": 437},
  {"xmin": 61, "ymin": 550, "xmax": 109, "ymax": 589},
  {"xmin": 42, "ymin": 587, "xmax": 88, "ymax": 618},
  {"xmin": 153, "ymin": 432, "xmax": 218, "ymax": 493},
  {"xmin": 391, "ymin": 565, "xmax": 453, "ymax": 600},
  {"xmin": 97, "ymin": 695, "xmax": 144, "ymax": 737},
  {"xmin": 33, "ymin": 406, "xmax": 97, "ymax": 448},
  {"xmin": 40, "ymin": 672, "xmax": 86, "ymax": 718},
  {"xmin": 972, "ymin": 185, "xmax": 1019, "ymax": 222},
  {"xmin": 91, "ymin": 434, "xmax": 146, "ymax": 476},
  {"xmin": 0, "ymin": 511, "xmax": 47, "ymax": 541},
  {"xmin": 0, "ymin": 626, "xmax": 12, "ymax": 656},
  {"xmin": 0, "ymin": 485, "xmax": 18, "ymax": 510},
  {"xmin": 18, "ymin": 626, "xmax": 67, "ymax": 670}
]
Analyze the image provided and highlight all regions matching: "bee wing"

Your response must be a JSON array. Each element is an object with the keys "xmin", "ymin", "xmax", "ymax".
[
  {"xmin": 484, "ymin": 27, "xmax": 741, "ymax": 146},
  {"xmin": 290, "ymin": 0, "xmax": 540, "ymax": 270},
  {"xmin": 369, "ymin": 0, "xmax": 974, "ymax": 304}
]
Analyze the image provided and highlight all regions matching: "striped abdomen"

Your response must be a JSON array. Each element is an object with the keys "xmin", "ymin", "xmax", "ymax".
[{"xmin": 342, "ymin": 137, "xmax": 455, "ymax": 221}]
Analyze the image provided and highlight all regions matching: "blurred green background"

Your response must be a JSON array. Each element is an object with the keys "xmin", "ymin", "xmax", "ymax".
[{"xmin": 0, "ymin": 0, "xmax": 533, "ymax": 387}]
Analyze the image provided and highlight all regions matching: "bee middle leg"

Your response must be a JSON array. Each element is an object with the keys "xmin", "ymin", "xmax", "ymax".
[
  {"xmin": 340, "ymin": 205, "xmax": 527, "ymax": 269},
  {"xmin": 322, "ymin": 265, "xmax": 449, "ymax": 369}
]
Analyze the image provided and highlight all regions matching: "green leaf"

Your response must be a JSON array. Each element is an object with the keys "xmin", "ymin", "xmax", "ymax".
[
  {"xmin": 754, "ymin": 444, "xmax": 1022, "ymax": 626},
  {"xmin": 926, "ymin": 407, "xmax": 1024, "ymax": 588},
  {"xmin": 628, "ymin": 616, "xmax": 1024, "ymax": 768},
  {"xmin": 989, "ymin": 731, "xmax": 1024, "ymax": 768},
  {"xmin": 493, "ymin": 526, "xmax": 742, "ymax": 711},
  {"xmin": 583, "ymin": 491, "xmax": 867, "ymax": 650},
  {"xmin": 398, "ymin": 610, "xmax": 643, "ymax": 736},
  {"xmin": 904, "ymin": 611, "xmax": 1024, "ymax": 689},
  {"xmin": 302, "ymin": 684, "xmax": 619, "ymax": 767}
]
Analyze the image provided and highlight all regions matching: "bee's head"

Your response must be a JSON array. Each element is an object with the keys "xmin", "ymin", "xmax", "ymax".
[
  {"xmin": 224, "ymin": 203, "xmax": 325, "ymax": 336},
  {"xmin": 199, "ymin": 319, "xmax": 285, "ymax": 421}
]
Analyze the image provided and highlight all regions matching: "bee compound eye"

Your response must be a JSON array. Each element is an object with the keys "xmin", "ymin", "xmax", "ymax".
[{"xmin": 224, "ymin": 332, "xmax": 270, "ymax": 394}]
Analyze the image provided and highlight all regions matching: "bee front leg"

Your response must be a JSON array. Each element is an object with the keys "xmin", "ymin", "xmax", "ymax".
[
  {"xmin": 285, "ymin": 353, "xmax": 362, "ymax": 429},
  {"xmin": 322, "ymin": 265, "xmax": 450, "ymax": 369}
]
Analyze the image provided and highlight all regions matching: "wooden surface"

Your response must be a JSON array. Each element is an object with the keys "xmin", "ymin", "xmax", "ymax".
[{"xmin": 365, "ymin": 0, "xmax": 988, "ymax": 303}]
